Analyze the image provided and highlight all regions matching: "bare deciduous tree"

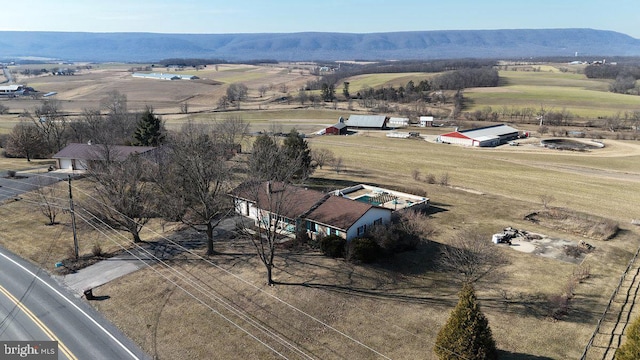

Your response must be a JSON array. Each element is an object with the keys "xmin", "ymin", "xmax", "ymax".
[
  {"xmin": 438, "ymin": 229, "xmax": 508, "ymax": 284},
  {"xmin": 5, "ymin": 120, "xmax": 48, "ymax": 161},
  {"xmin": 156, "ymin": 121, "xmax": 233, "ymax": 255},
  {"xmin": 539, "ymin": 194, "xmax": 556, "ymax": 209},
  {"xmin": 99, "ymin": 91, "xmax": 136, "ymax": 145},
  {"xmin": 226, "ymin": 83, "xmax": 248, "ymax": 109},
  {"xmin": 235, "ymin": 181, "xmax": 301, "ymax": 285},
  {"xmin": 311, "ymin": 148, "xmax": 335, "ymax": 169},
  {"xmin": 217, "ymin": 116, "xmax": 249, "ymax": 151},
  {"xmin": 29, "ymin": 99, "xmax": 68, "ymax": 154},
  {"xmin": 35, "ymin": 179, "xmax": 63, "ymax": 225},
  {"xmin": 236, "ymin": 131, "xmax": 313, "ymax": 284},
  {"xmin": 85, "ymin": 151, "xmax": 155, "ymax": 243},
  {"xmin": 332, "ymin": 157, "xmax": 344, "ymax": 174},
  {"xmin": 258, "ymin": 85, "xmax": 268, "ymax": 97}
]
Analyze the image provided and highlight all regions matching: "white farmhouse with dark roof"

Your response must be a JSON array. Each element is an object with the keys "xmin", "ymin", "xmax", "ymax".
[{"xmin": 230, "ymin": 182, "xmax": 428, "ymax": 241}]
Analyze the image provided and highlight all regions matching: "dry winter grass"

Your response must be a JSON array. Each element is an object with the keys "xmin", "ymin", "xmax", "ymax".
[
  {"xmin": 0, "ymin": 63, "xmax": 640, "ymax": 358},
  {"xmin": 2, "ymin": 133, "xmax": 636, "ymax": 358}
]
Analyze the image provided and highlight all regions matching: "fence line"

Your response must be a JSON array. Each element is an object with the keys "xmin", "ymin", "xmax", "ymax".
[{"xmin": 581, "ymin": 244, "xmax": 640, "ymax": 359}]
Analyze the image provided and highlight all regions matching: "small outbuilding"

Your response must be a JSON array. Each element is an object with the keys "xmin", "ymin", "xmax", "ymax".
[
  {"xmin": 437, "ymin": 124, "xmax": 520, "ymax": 147},
  {"xmin": 419, "ymin": 116, "xmax": 434, "ymax": 127},
  {"xmin": 325, "ymin": 117, "xmax": 348, "ymax": 135},
  {"xmin": 388, "ymin": 117, "xmax": 409, "ymax": 128}
]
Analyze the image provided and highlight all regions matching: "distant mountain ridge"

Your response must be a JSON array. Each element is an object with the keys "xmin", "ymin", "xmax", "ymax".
[{"xmin": 1, "ymin": 29, "xmax": 640, "ymax": 62}]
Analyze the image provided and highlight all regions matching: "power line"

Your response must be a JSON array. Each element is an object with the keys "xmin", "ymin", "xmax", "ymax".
[
  {"xmin": 74, "ymin": 208, "xmax": 313, "ymax": 360},
  {"xmin": 14, "ymin": 171, "xmax": 470, "ymax": 359},
  {"xmin": 0, "ymin": 190, "xmax": 299, "ymax": 359}
]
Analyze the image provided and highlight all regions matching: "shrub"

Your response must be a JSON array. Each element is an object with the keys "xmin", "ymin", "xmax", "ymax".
[
  {"xmin": 319, "ymin": 235, "xmax": 346, "ymax": 258},
  {"xmin": 617, "ymin": 314, "xmax": 640, "ymax": 360},
  {"xmin": 7, "ymin": 170, "xmax": 16, "ymax": 178},
  {"xmin": 438, "ymin": 172, "xmax": 449, "ymax": 186},
  {"xmin": 424, "ymin": 173, "xmax": 436, "ymax": 184},
  {"xmin": 411, "ymin": 169, "xmax": 421, "ymax": 181},
  {"xmin": 347, "ymin": 237, "xmax": 383, "ymax": 263},
  {"xmin": 91, "ymin": 243, "xmax": 104, "ymax": 257}
]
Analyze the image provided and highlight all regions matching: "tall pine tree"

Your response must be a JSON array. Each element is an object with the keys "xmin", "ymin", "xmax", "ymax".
[
  {"xmin": 133, "ymin": 106, "xmax": 165, "ymax": 146},
  {"xmin": 616, "ymin": 314, "xmax": 640, "ymax": 360},
  {"xmin": 283, "ymin": 128, "xmax": 312, "ymax": 180},
  {"xmin": 434, "ymin": 283, "xmax": 498, "ymax": 360}
]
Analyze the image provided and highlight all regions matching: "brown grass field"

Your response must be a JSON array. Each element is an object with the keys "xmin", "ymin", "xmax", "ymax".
[{"xmin": 0, "ymin": 63, "xmax": 640, "ymax": 359}]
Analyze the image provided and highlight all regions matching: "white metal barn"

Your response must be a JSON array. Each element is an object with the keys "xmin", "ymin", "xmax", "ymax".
[
  {"xmin": 438, "ymin": 124, "xmax": 520, "ymax": 147},
  {"xmin": 387, "ymin": 117, "xmax": 409, "ymax": 128}
]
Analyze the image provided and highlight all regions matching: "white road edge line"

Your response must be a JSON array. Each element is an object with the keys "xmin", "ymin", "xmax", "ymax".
[{"xmin": 0, "ymin": 250, "xmax": 141, "ymax": 360}]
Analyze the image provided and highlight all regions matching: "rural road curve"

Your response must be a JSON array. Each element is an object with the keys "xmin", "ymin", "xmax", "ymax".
[{"xmin": 0, "ymin": 246, "xmax": 150, "ymax": 360}]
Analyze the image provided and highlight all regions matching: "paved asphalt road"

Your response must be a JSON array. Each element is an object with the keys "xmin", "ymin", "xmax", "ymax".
[
  {"xmin": 0, "ymin": 170, "xmax": 71, "ymax": 203},
  {"xmin": 0, "ymin": 247, "xmax": 150, "ymax": 360}
]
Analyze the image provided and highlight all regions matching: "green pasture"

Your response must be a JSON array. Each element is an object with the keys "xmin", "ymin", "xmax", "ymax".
[
  {"xmin": 341, "ymin": 72, "xmax": 435, "ymax": 93},
  {"xmin": 465, "ymin": 70, "xmax": 640, "ymax": 118}
]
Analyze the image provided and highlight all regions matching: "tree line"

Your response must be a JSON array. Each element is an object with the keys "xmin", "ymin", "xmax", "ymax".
[
  {"xmin": 584, "ymin": 64, "xmax": 640, "ymax": 95},
  {"xmin": 2, "ymin": 91, "xmax": 164, "ymax": 161}
]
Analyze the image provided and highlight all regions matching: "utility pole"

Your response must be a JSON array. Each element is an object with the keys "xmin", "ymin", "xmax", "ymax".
[{"xmin": 68, "ymin": 175, "xmax": 79, "ymax": 259}]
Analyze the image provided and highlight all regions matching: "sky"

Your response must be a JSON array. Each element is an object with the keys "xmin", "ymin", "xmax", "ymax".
[{"xmin": 3, "ymin": 0, "xmax": 640, "ymax": 38}]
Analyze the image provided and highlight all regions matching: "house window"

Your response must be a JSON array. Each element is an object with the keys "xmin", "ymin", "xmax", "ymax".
[
  {"xmin": 373, "ymin": 218, "xmax": 383, "ymax": 226},
  {"xmin": 306, "ymin": 221, "xmax": 317, "ymax": 233},
  {"xmin": 357, "ymin": 225, "xmax": 366, "ymax": 237}
]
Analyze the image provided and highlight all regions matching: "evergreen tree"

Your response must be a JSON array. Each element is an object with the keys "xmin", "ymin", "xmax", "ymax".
[
  {"xmin": 616, "ymin": 314, "xmax": 640, "ymax": 360},
  {"xmin": 283, "ymin": 128, "xmax": 312, "ymax": 180},
  {"xmin": 249, "ymin": 130, "xmax": 313, "ymax": 182},
  {"xmin": 434, "ymin": 283, "xmax": 498, "ymax": 360},
  {"xmin": 321, "ymin": 83, "xmax": 335, "ymax": 102},
  {"xmin": 133, "ymin": 107, "xmax": 165, "ymax": 146},
  {"xmin": 249, "ymin": 134, "xmax": 283, "ymax": 181}
]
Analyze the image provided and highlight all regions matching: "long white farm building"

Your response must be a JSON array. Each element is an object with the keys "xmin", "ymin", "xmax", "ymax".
[{"xmin": 437, "ymin": 124, "xmax": 520, "ymax": 147}]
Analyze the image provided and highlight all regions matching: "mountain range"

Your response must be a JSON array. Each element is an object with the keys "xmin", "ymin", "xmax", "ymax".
[{"xmin": 1, "ymin": 28, "xmax": 640, "ymax": 62}]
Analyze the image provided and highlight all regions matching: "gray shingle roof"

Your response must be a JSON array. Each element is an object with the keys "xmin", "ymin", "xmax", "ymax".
[
  {"xmin": 346, "ymin": 115, "xmax": 387, "ymax": 128},
  {"xmin": 52, "ymin": 143, "xmax": 156, "ymax": 161}
]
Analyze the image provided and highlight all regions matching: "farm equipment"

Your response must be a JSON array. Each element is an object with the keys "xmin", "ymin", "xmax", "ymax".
[{"xmin": 492, "ymin": 227, "xmax": 531, "ymax": 245}]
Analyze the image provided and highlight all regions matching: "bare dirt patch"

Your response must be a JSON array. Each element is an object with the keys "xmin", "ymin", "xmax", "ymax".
[{"xmin": 507, "ymin": 236, "xmax": 590, "ymax": 264}]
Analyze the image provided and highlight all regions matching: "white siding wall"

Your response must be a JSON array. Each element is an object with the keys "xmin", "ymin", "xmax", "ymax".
[
  {"xmin": 346, "ymin": 208, "xmax": 392, "ymax": 240},
  {"xmin": 59, "ymin": 159, "xmax": 73, "ymax": 170},
  {"xmin": 234, "ymin": 197, "xmax": 394, "ymax": 241},
  {"xmin": 75, "ymin": 159, "xmax": 88, "ymax": 170},
  {"xmin": 439, "ymin": 136, "xmax": 473, "ymax": 146},
  {"xmin": 234, "ymin": 199, "xmax": 259, "ymax": 221}
]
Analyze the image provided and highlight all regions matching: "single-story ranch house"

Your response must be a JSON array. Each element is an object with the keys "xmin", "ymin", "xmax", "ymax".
[
  {"xmin": 52, "ymin": 143, "xmax": 156, "ymax": 171},
  {"xmin": 437, "ymin": 124, "xmax": 521, "ymax": 147},
  {"xmin": 230, "ymin": 182, "xmax": 428, "ymax": 241}
]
